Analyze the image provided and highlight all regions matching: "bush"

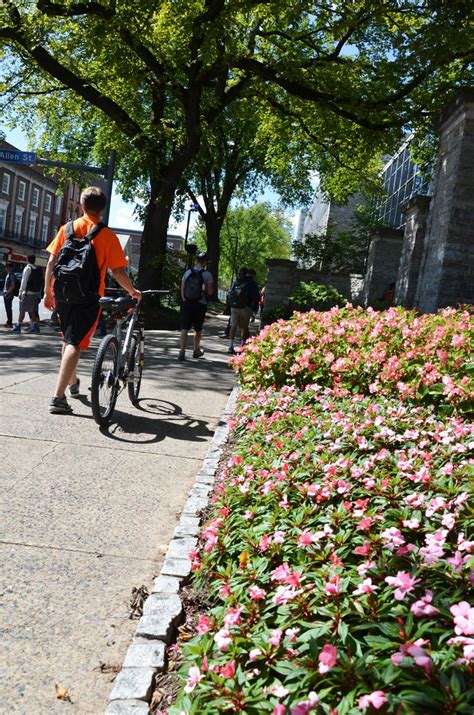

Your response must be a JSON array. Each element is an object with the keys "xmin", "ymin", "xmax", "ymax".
[
  {"xmin": 171, "ymin": 387, "xmax": 473, "ymax": 714},
  {"xmin": 289, "ymin": 282, "xmax": 347, "ymax": 313},
  {"xmin": 232, "ymin": 306, "xmax": 473, "ymax": 415}
]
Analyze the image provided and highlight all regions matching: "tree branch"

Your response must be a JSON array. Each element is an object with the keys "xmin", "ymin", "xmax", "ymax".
[
  {"xmin": 0, "ymin": 23, "xmax": 147, "ymax": 146},
  {"xmin": 36, "ymin": 0, "xmax": 115, "ymax": 19}
]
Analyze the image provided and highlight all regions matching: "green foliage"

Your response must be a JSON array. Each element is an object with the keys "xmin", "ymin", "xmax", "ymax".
[
  {"xmin": 170, "ymin": 383, "xmax": 473, "ymax": 713},
  {"xmin": 290, "ymin": 282, "xmax": 347, "ymax": 313},
  {"xmin": 193, "ymin": 203, "xmax": 293, "ymax": 288}
]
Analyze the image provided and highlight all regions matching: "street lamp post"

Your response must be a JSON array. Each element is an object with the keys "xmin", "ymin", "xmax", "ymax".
[{"xmin": 184, "ymin": 202, "xmax": 200, "ymax": 250}]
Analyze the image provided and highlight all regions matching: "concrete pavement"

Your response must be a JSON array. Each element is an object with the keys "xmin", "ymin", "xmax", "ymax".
[{"xmin": 0, "ymin": 311, "xmax": 235, "ymax": 713}]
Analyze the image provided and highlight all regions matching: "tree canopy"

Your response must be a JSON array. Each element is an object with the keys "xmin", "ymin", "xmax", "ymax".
[
  {"xmin": 1, "ymin": 1, "xmax": 472, "ymax": 286},
  {"xmin": 193, "ymin": 202, "xmax": 293, "ymax": 287}
]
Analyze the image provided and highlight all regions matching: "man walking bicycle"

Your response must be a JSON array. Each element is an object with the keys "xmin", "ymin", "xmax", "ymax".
[{"xmin": 44, "ymin": 186, "xmax": 141, "ymax": 414}]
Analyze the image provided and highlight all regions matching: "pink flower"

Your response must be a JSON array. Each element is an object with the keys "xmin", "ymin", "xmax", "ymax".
[
  {"xmin": 290, "ymin": 691, "xmax": 319, "ymax": 715},
  {"xmin": 272, "ymin": 585, "xmax": 301, "ymax": 605},
  {"xmin": 425, "ymin": 496, "xmax": 446, "ymax": 517},
  {"xmin": 273, "ymin": 706, "xmax": 286, "ymax": 715},
  {"xmin": 184, "ymin": 665, "xmax": 205, "ymax": 693},
  {"xmin": 357, "ymin": 517, "xmax": 373, "ymax": 531},
  {"xmin": 223, "ymin": 606, "xmax": 242, "ymax": 627},
  {"xmin": 271, "ymin": 563, "xmax": 302, "ymax": 587},
  {"xmin": 358, "ymin": 691, "xmax": 389, "ymax": 710},
  {"xmin": 214, "ymin": 627, "xmax": 232, "ymax": 651},
  {"xmin": 269, "ymin": 684, "xmax": 289, "ymax": 698},
  {"xmin": 196, "ymin": 614, "xmax": 212, "ymax": 634},
  {"xmin": 354, "ymin": 578, "xmax": 378, "ymax": 596},
  {"xmin": 272, "ymin": 530, "xmax": 286, "ymax": 544},
  {"xmin": 324, "ymin": 575, "xmax": 340, "ymax": 596},
  {"xmin": 298, "ymin": 530, "xmax": 319, "ymax": 546},
  {"xmin": 219, "ymin": 660, "xmax": 236, "ymax": 679},
  {"xmin": 269, "ymin": 629, "xmax": 283, "ymax": 647},
  {"xmin": 391, "ymin": 641, "xmax": 432, "ymax": 672},
  {"xmin": 249, "ymin": 585, "xmax": 266, "ymax": 600},
  {"xmin": 385, "ymin": 571, "xmax": 419, "ymax": 600},
  {"xmin": 318, "ymin": 644, "xmax": 337, "ymax": 673},
  {"xmin": 249, "ymin": 648, "xmax": 262, "ymax": 661},
  {"xmin": 402, "ymin": 518, "xmax": 420, "ymax": 529},
  {"xmin": 354, "ymin": 541, "xmax": 371, "ymax": 556},
  {"xmin": 286, "ymin": 627, "xmax": 300, "ymax": 643},
  {"xmin": 450, "ymin": 602, "xmax": 474, "ymax": 636},
  {"xmin": 381, "ymin": 527, "xmax": 405, "ymax": 549},
  {"xmin": 410, "ymin": 590, "xmax": 439, "ymax": 617}
]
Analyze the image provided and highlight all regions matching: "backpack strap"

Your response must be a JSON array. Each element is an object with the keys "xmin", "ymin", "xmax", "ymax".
[
  {"xmin": 85, "ymin": 222, "xmax": 105, "ymax": 240},
  {"xmin": 65, "ymin": 220, "xmax": 75, "ymax": 239}
]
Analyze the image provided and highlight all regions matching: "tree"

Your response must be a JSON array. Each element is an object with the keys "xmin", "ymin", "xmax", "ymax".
[
  {"xmin": 178, "ymin": 97, "xmax": 313, "ymax": 295},
  {"xmin": 1, "ymin": 2, "xmax": 471, "ymax": 287},
  {"xmin": 193, "ymin": 203, "xmax": 293, "ymax": 288}
]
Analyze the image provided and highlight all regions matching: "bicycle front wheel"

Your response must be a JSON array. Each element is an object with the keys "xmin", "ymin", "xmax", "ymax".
[
  {"xmin": 91, "ymin": 334, "xmax": 119, "ymax": 425},
  {"xmin": 127, "ymin": 333, "xmax": 144, "ymax": 406}
]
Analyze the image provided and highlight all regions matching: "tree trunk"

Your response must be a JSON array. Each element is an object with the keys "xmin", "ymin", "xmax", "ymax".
[{"xmin": 138, "ymin": 182, "xmax": 174, "ymax": 290}]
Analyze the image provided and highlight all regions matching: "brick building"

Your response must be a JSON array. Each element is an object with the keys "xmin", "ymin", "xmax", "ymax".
[{"xmin": 0, "ymin": 140, "xmax": 62, "ymax": 269}]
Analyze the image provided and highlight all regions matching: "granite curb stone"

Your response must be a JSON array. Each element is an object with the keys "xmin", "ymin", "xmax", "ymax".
[{"xmin": 105, "ymin": 384, "xmax": 239, "ymax": 713}]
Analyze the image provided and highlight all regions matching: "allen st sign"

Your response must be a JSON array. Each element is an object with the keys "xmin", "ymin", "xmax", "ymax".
[{"xmin": 0, "ymin": 149, "xmax": 36, "ymax": 164}]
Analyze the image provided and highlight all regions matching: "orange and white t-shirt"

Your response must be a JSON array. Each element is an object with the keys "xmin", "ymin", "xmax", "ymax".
[{"xmin": 46, "ymin": 215, "xmax": 128, "ymax": 296}]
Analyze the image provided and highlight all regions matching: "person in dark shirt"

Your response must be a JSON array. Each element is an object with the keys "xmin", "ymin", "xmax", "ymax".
[
  {"xmin": 227, "ymin": 268, "xmax": 260, "ymax": 354},
  {"xmin": 3, "ymin": 262, "xmax": 18, "ymax": 328}
]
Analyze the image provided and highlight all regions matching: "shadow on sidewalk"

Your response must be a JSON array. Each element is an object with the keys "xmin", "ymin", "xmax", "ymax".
[{"xmin": 93, "ymin": 398, "xmax": 214, "ymax": 445}]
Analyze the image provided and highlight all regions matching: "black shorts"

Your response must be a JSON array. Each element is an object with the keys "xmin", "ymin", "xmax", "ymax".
[
  {"xmin": 56, "ymin": 299, "xmax": 100, "ymax": 349},
  {"xmin": 180, "ymin": 301, "xmax": 207, "ymax": 331}
]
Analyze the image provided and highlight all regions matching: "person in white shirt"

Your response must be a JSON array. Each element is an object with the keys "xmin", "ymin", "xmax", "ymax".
[{"xmin": 11, "ymin": 255, "xmax": 43, "ymax": 334}]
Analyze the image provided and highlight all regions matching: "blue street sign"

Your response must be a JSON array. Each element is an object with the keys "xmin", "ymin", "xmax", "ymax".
[{"xmin": 0, "ymin": 149, "xmax": 36, "ymax": 164}]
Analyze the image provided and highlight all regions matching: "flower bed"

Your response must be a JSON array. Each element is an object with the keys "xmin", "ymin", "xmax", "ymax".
[
  {"xmin": 168, "ymin": 307, "xmax": 473, "ymax": 714},
  {"xmin": 170, "ymin": 388, "xmax": 473, "ymax": 713},
  {"xmin": 233, "ymin": 306, "xmax": 472, "ymax": 415}
]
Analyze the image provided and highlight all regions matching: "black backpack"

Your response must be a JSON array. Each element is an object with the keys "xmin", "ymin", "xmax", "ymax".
[
  {"xmin": 228, "ymin": 279, "xmax": 249, "ymax": 309},
  {"xmin": 53, "ymin": 221, "xmax": 103, "ymax": 304},
  {"xmin": 183, "ymin": 268, "xmax": 204, "ymax": 302},
  {"xmin": 26, "ymin": 265, "xmax": 43, "ymax": 293}
]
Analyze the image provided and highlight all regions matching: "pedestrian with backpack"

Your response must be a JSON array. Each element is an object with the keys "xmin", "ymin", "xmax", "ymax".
[
  {"xmin": 11, "ymin": 255, "xmax": 43, "ymax": 334},
  {"xmin": 43, "ymin": 186, "xmax": 141, "ymax": 414},
  {"xmin": 227, "ymin": 267, "xmax": 260, "ymax": 354},
  {"xmin": 178, "ymin": 252, "xmax": 213, "ymax": 361},
  {"xmin": 2, "ymin": 261, "xmax": 19, "ymax": 328}
]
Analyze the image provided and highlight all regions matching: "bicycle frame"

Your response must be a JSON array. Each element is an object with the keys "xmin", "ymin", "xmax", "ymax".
[{"xmin": 90, "ymin": 290, "xmax": 168, "ymax": 425}]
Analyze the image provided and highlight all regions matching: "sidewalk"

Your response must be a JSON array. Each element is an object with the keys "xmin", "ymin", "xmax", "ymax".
[{"xmin": 0, "ymin": 312, "xmax": 236, "ymax": 713}]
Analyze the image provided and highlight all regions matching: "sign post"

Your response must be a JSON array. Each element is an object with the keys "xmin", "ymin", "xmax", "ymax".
[
  {"xmin": 0, "ymin": 148, "xmax": 116, "ymax": 225},
  {"xmin": 0, "ymin": 149, "xmax": 36, "ymax": 164}
]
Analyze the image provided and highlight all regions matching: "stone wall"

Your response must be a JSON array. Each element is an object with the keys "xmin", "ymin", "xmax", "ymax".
[
  {"xmin": 361, "ymin": 228, "xmax": 404, "ymax": 306},
  {"xmin": 263, "ymin": 259, "xmax": 364, "ymax": 319},
  {"xmin": 396, "ymin": 195, "xmax": 431, "ymax": 308},
  {"xmin": 414, "ymin": 88, "xmax": 474, "ymax": 312}
]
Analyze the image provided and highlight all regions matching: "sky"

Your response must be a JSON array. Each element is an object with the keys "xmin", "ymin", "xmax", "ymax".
[{"xmin": 2, "ymin": 126, "xmax": 301, "ymax": 238}]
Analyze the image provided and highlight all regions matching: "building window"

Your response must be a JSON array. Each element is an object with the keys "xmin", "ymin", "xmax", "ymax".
[
  {"xmin": 32, "ymin": 187, "xmax": 40, "ymax": 207},
  {"xmin": 41, "ymin": 218, "xmax": 50, "ymax": 244},
  {"xmin": 18, "ymin": 181, "xmax": 26, "ymax": 201},
  {"xmin": 14, "ymin": 211, "xmax": 22, "ymax": 235},
  {"xmin": 28, "ymin": 215, "xmax": 37, "ymax": 240},
  {"xmin": 55, "ymin": 195, "xmax": 62, "ymax": 214},
  {"xmin": 2, "ymin": 173, "xmax": 10, "ymax": 194},
  {"xmin": 45, "ymin": 194, "xmax": 52, "ymax": 212},
  {"xmin": 0, "ymin": 207, "xmax": 6, "ymax": 232}
]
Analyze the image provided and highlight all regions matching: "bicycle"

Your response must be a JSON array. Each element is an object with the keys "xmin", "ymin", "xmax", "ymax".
[{"xmin": 90, "ymin": 289, "xmax": 169, "ymax": 426}]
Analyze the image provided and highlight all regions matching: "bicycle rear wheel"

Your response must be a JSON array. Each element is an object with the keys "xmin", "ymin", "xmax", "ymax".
[
  {"xmin": 91, "ymin": 334, "xmax": 119, "ymax": 425},
  {"xmin": 127, "ymin": 332, "xmax": 144, "ymax": 406}
]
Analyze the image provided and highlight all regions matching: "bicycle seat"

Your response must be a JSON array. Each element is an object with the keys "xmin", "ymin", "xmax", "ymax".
[{"xmin": 115, "ymin": 296, "xmax": 137, "ymax": 310}]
